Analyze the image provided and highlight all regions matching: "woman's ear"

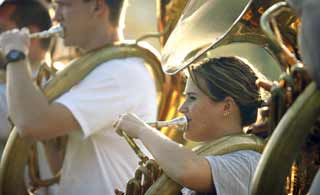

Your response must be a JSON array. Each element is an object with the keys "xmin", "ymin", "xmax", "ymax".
[{"xmin": 222, "ymin": 96, "xmax": 236, "ymax": 116}]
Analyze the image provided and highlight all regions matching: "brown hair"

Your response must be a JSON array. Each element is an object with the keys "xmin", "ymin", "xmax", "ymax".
[
  {"xmin": 190, "ymin": 56, "xmax": 262, "ymax": 126},
  {"xmin": 83, "ymin": 0, "xmax": 126, "ymax": 26},
  {"xmin": 1, "ymin": 0, "xmax": 52, "ymax": 50}
]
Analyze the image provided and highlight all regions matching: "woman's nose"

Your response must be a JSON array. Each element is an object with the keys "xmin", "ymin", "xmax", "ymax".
[{"xmin": 178, "ymin": 101, "xmax": 188, "ymax": 114}]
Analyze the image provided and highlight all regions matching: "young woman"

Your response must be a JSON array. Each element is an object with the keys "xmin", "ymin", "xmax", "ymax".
[{"xmin": 114, "ymin": 56, "xmax": 263, "ymax": 195}]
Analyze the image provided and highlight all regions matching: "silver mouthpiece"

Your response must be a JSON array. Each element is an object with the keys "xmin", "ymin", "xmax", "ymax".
[
  {"xmin": 29, "ymin": 24, "xmax": 64, "ymax": 39},
  {"xmin": 147, "ymin": 116, "xmax": 188, "ymax": 131}
]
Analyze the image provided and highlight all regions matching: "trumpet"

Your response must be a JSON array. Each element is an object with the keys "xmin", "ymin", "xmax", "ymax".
[
  {"xmin": 148, "ymin": 116, "xmax": 188, "ymax": 131},
  {"xmin": 29, "ymin": 24, "xmax": 64, "ymax": 39},
  {"xmin": 0, "ymin": 25, "xmax": 64, "ymax": 68},
  {"xmin": 120, "ymin": 116, "xmax": 188, "ymax": 164}
]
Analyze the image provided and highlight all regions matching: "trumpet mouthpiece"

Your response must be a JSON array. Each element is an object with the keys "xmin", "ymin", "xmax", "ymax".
[
  {"xmin": 147, "ymin": 116, "xmax": 188, "ymax": 131},
  {"xmin": 30, "ymin": 24, "xmax": 64, "ymax": 39}
]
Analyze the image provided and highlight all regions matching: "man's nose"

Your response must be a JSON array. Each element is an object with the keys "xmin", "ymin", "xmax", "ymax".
[{"xmin": 53, "ymin": 10, "xmax": 62, "ymax": 22}]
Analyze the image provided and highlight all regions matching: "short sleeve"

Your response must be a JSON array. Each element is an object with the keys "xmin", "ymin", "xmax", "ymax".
[
  {"xmin": 205, "ymin": 150, "xmax": 261, "ymax": 195},
  {"xmin": 54, "ymin": 57, "xmax": 157, "ymax": 139}
]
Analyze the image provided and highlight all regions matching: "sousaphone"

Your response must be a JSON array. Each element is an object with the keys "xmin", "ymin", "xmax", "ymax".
[{"xmin": 251, "ymin": 1, "xmax": 320, "ymax": 195}]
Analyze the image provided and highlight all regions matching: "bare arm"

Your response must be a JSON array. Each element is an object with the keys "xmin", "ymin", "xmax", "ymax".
[
  {"xmin": 1, "ymin": 28, "xmax": 80, "ymax": 141},
  {"xmin": 114, "ymin": 113, "xmax": 214, "ymax": 192}
]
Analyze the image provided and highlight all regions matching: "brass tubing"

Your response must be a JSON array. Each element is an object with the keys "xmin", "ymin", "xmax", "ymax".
[{"xmin": 251, "ymin": 82, "xmax": 320, "ymax": 195}]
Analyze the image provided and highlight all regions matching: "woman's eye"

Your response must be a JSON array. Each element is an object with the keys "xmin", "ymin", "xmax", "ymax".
[{"xmin": 188, "ymin": 95, "xmax": 197, "ymax": 101}]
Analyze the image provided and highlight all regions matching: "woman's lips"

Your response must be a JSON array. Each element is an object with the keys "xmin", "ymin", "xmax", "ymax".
[{"xmin": 185, "ymin": 116, "xmax": 191, "ymax": 131}]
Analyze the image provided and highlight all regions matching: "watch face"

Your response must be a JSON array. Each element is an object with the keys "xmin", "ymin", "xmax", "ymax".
[
  {"xmin": 10, "ymin": 51, "xmax": 20, "ymax": 59},
  {"xmin": 6, "ymin": 50, "xmax": 26, "ymax": 63}
]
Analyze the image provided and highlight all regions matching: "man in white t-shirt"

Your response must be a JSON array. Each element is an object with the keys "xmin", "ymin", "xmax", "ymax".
[{"xmin": 0, "ymin": 0, "xmax": 157, "ymax": 194}]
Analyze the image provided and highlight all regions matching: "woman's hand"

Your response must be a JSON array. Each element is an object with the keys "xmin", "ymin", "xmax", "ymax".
[{"xmin": 113, "ymin": 113, "xmax": 150, "ymax": 138}]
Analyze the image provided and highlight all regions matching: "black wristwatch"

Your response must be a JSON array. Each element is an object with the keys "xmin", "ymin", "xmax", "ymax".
[
  {"xmin": 6, "ymin": 49, "xmax": 26, "ymax": 63},
  {"xmin": 1, "ymin": 49, "xmax": 26, "ymax": 70}
]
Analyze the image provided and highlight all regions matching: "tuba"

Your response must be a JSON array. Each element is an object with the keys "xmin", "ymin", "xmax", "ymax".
[
  {"xmin": 251, "ymin": 1, "xmax": 320, "ymax": 195},
  {"xmin": 161, "ymin": 0, "xmax": 299, "ymax": 75},
  {"xmin": 0, "ymin": 22, "xmax": 181, "ymax": 194}
]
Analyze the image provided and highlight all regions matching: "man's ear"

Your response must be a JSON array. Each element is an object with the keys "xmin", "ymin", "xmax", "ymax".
[{"xmin": 92, "ymin": 0, "xmax": 107, "ymax": 16}]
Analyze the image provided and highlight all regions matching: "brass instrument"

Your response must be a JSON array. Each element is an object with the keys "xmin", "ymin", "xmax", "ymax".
[
  {"xmin": 0, "ymin": 24, "xmax": 63, "ymax": 73},
  {"xmin": 118, "ymin": 116, "xmax": 188, "ymax": 166},
  {"xmin": 157, "ymin": 0, "xmax": 188, "ymax": 47},
  {"xmin": 148, "ymin": 116, "xmax": 187, "ymax": 131},
  {"xmin": 145, "ymin": 134, "xmax": 264, "ymax": 195},
  {"xmin": 251, "ymin": 2, "xmax": 320, "ymax": 195},
  {"xmin": 0, "ymin": 24, "xmax": 179, "ymax": 194},
  {"xmin": 161, "ymin": 0, "xmax": 299, "ymax": 75},
  {"xmin": 119, "ymin": 130, "xmax": 264, "ymax": 195},
  {"xmin": 29, "ymin": 24, "xmax": 64, "ymax": 39}
]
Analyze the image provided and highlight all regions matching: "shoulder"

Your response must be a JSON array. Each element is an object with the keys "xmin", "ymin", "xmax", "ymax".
[
  {"xmin": 205, "ymin": 150, "xmax": 261, "ymax": 194},
  {"xmin": 207, "ymin": 150, "xmax": 260, "ymax": 159},
  {"xmin": 226, "ymin": 150, "xmax": 261, "ymax": 160},
  {"xmin": 97, "ymin": 57, "xmax": 145, "ymax": 73},
  {"xmin": 88, "ymin": 57, "xmax": 148, "ymax": 79},
  {"xmin": 77, "ymin": 57, "xmax": 149, "ymax": 85},
  {"xmin": 206, "ymin": 150, "xmax": 261, "ymax": 170}
]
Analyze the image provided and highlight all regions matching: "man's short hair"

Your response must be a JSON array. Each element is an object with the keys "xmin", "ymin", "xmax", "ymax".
[
  {"xmin": 1, "ymin": 0, "xmax": 52, "ymax": 50},
  {"xmin": 83, "ymin": 0, "xmax": 126, "ymax": 27},
  {"xmin": 104, "ymin": 0, "xmax": 126, "ymax": 27}
]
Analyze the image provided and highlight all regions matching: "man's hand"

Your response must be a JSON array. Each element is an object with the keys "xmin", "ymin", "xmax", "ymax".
[{"xmin": 0, "ymin": 28, "xmax": 30, "ymax": 56}]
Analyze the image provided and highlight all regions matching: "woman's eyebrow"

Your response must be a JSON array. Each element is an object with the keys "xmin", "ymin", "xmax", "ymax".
[{"xmin": 184, "ymin": 92, "xmax": 197, "ymax": 96}]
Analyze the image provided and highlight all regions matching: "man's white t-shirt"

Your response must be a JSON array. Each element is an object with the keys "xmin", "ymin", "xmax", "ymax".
[
  {"xmin": 55, "ymin": 57, "xmax": 157, "ymax": 195},
  {"xmin": 181, "ymin": 150, "xmax": 261, "ymax": 195}
]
